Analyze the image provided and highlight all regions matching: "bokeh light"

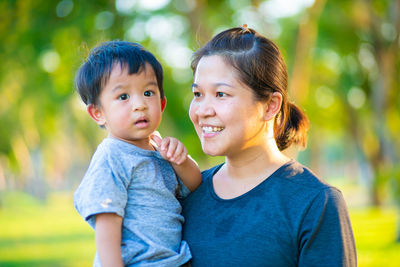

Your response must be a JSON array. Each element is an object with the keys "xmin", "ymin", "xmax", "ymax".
[{"xmin": 39, "ymin": 50, "xmax": 60, "ymax": 73}]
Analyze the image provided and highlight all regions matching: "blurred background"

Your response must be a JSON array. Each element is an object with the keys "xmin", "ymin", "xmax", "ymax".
[{"xmin": 0, "ymin": 0, "xmax": 399, "ymax": 266}]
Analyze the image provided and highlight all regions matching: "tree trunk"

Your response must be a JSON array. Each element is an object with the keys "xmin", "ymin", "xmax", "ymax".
[
  {"xmin": 365, "ymin": 0, "xmax": 400, "ymax": 205},
  {"xmin": 289, "ymin": 0, "xmax": 327, "ymax": 104}
]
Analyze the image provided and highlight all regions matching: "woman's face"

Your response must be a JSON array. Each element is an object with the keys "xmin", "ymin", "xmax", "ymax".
[{"xmin": 189, "ymin": 55, "xmax": 268, "ymax": 158}]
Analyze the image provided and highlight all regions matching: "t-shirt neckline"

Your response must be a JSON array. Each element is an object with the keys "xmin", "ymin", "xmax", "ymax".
[
  {"xmin": 207, "ymin": 159, "xmax": 295, "ymax": 202},
  {"xmin": 104, "ymin": 137, "xmax": 163, "ymax": 159}
]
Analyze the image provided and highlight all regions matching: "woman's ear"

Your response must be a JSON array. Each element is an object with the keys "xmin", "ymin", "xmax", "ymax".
[
  {"xmin": 87, "ymin": 104, "xmax": 106, "ymax": 126},
  {"xmin": 161, "ymin": 97, "xmax": 167, "ymax": 112},
  {"xmin": 264, "ymin": 92, "xmax": 283, "ymax": 121}
]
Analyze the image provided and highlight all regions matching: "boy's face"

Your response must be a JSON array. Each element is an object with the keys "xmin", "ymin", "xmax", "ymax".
[{"xmin": 88, "ymin": 63, "xmax": 166, "ymax": 149}]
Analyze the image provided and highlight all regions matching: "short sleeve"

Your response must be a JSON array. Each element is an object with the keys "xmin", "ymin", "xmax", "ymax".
[
  {"xmin": 298, "ymin": 188, "xmax": 357, "ymax": 267},
  {"xmin": 177, "ymin": 178, "xmax": 191, "ymax": 198},
  {"xmin": 74, "ymin": 156, "xmax": 128, "ymax": 229}
]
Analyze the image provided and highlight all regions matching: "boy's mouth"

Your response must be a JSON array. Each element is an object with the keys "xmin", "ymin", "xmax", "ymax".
[{"xmin": 135, "ymin": 117, "xmax": 150, "ymax": 128}]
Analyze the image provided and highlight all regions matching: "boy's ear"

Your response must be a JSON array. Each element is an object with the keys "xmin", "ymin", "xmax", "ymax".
[
  {"xmin": 161, "ymin": 97, "xmax": 167, "ymax": 112},
  {"xmin": 87, "ymin": 104, "xmax": 106, "ymax": 126},
  {"xmin": 264, "ymin": 92, "xmax": 283, "ymax": 121}
]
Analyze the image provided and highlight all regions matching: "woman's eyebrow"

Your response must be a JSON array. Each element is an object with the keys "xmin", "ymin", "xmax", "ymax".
[
  {"xmin": 191, "ymin": 82, "xmax": 233, "ymax": 88},
  {"xmin": 213, "ymin": 82, "xmax": 233, "ymax": 88}
]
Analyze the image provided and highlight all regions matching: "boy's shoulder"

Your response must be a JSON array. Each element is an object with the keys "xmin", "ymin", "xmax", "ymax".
[
  {"xmin": 90, "ymin": 138, "xmax": 122, "ymax": 164},
  {"xmin": 91, "ymin": 137, "xmax": 163, "ymax": 167},
  {"xmin": 84, "ymin": 138, "xmax": 160, "ymax": 184}
]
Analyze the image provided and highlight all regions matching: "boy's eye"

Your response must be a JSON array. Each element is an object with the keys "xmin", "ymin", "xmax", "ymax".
[
  {"xmin": 144, "ymin": 90, "xmax": 155, "ymax": 97},
  {"xmin": 119, "ymin": 93, "xmax": 129, "ymax": 100}
]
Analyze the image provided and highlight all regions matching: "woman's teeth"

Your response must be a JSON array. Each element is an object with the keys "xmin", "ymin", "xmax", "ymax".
[{"xmin": 202, "ymin": 126, "xmax": 224, "ymax": 133}]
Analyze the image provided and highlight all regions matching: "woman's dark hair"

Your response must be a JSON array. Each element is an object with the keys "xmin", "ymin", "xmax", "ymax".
[
  {"xmin": 75, "ymin": 41, "xmax": 164, "ymax": 106},
  {"xmin": 191, "ymin": 27, "xmax": 309, "ymax": 151}
]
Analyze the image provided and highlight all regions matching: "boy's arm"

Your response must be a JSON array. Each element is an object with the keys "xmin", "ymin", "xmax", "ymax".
[
  {"xmin": 151, "ymin": 134, "xmax": 202, "ymax": 192},
  {"xmin": 170, "ymin": 154, "xmax": 202, "ymax": 192},
  {"xmin": 95, "ymin": 213, "xmax": 124, "ymax": 267}
]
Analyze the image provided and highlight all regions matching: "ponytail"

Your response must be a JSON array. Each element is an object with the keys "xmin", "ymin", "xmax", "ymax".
[{"xmin": 275, "ymin": 102, "xmax": 310, "ymax": 151}]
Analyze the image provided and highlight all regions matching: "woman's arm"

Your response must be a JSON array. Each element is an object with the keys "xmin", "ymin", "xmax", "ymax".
[
  {"xmin": 298, "ymin": 188, "xmax": 357, "ymax": 267},
  {"xmin": 95, "ymin": 213, "xmax": 124, "ymax": 267},
  {"xmin": 151, "ymin": 134, "xmax": 202, "ymax": 191}
]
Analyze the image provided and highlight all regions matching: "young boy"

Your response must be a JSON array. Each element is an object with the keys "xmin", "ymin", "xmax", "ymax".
[{"xmin": 73, "ymin": 41, "xmax": 201, "ymax": 267}]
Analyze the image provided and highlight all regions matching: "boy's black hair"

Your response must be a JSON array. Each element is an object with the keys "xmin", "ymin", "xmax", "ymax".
[{"xmin": 75, "ymin": 41, "xmax": 164, "ymax": 106}]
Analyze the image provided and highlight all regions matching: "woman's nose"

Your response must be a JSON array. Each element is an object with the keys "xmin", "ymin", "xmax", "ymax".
[{"xmin": 195, "ymin": 99, "xmax": 215, "ymax": 117}]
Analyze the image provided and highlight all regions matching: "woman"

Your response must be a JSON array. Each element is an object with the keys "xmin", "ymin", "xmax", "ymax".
[{"xmin": 182, "ymin": 26, "xmax": 356, "ymax": 266}]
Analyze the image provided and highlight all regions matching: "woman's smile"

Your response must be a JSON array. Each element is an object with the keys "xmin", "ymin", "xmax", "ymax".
[{"xmin": 201, "ymin": 125, "xmax": 224, "ymax": 137}]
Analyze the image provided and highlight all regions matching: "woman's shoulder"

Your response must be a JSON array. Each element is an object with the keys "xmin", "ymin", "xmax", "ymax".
[
  {"xmin": 274, "ymin": 160, "xmax": 341, "ymax": 195},
  {"xmin": 271, "ymin": 161, "xmax": 346, "ymax": 214}
]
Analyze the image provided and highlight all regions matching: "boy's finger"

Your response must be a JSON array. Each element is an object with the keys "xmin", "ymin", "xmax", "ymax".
[
  {"xmin": 176, "ymin": 147, "xmax": 188, "ymax": 164},
  {"xmin": 161, "ymin": 137, "xmax": 170, "ymax": 152},
  {"xmin": 150, "ymin": 134, "xmax": 162, "ymax": 150},
  {"xmin": 172, "ymin": 142, "xmax": 184, "ymax": 159},
  {"xmin": 166, "ymin": 138, "xmax": 178, "ymax": 158},
  {"xmin": 175, "ymin": 153, "xmax": 187, "ymax": 165},
  {"xmin": 170, "ymin": 142, "xmax": 183, "ymax": 163}
]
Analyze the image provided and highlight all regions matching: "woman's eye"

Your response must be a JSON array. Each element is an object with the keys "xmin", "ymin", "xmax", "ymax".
[
  {"xmin": 216, "ymin": 92, "xmax": 226, "ymax": 97},
  {"xmin": 119, "ymin": 93, "xmax": 129, "ymax": 100},
  {"xmin": 193, "ymin": 92, "xmax": 201, "ymax": 98},
  {"xmin": 144, "ymin": 90, "xmax": 155, "ymax": 97}
]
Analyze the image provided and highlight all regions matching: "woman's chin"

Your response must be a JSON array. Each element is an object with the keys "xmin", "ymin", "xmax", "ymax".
[{"xmin": 202, "ymin": 145, "xmax": 224, "ymax": 157}]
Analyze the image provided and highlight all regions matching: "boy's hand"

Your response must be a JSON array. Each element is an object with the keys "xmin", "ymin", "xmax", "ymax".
[
  {"xmin": 151, "ymin": 132, "xmax": 188, "ymax": 165},
  {"xmin": 151, "ymin": 131, "xmax": 202, "ymax": 192}
]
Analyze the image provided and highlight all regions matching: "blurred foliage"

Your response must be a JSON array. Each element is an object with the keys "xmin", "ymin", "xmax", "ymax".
[{"xmin": 0, "ymin": 0, "xmax": 399, "ymax": 210}]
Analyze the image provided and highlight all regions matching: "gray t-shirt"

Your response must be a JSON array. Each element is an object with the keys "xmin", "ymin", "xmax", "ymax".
[{"xmin": 74, "ymin": 137, "xmax": 191, "ymax": 267}]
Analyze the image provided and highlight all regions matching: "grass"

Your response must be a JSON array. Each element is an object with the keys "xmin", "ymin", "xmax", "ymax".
[
  {"xmin": 0, "ymin": 191, "xmax": 95, "ymax": 267},
  {"xmin": 0, "ymin": 191, "xmax": 399, "ymax": 266},
  {"xmin": 350, "ymin": 207, "xmax": 400, "ymax": 267}
]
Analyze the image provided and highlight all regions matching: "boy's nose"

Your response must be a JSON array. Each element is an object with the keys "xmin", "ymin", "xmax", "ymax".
[{"xmin": 132, "ymin": 97, "xmax": 146, "ymax": 111}]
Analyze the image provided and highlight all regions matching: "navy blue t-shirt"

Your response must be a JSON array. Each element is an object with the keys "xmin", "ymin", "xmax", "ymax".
[{"xmin": 182, "ymin": 160, "xmax": 356, "ymax": 266}]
